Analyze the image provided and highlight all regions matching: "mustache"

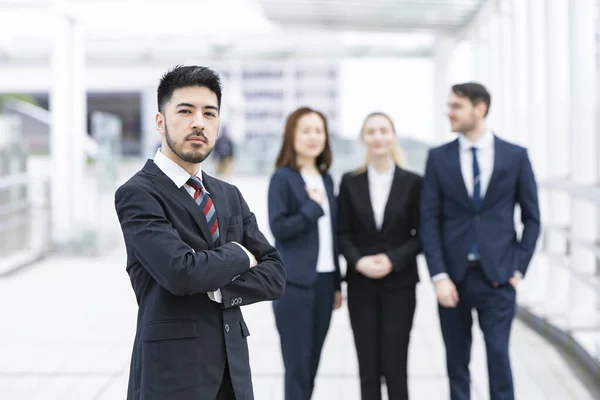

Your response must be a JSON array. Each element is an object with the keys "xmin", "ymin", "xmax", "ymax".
[{"xmin": 185, "ymin": 131, "xmax": 208, "ymax": 142}]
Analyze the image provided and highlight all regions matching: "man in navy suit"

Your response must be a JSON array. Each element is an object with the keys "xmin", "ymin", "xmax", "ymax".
[{"xmin": 420, "ymin": 82, "xmax": 540, "ymax": 400}]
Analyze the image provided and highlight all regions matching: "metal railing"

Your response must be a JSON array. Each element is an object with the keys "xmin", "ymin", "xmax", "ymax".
[{"xmin": 0, "ymin": 115, "xmax": 50, "ymax": 276}]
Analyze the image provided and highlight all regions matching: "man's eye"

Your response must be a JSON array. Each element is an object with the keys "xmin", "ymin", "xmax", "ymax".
[{"xmin": 179, "ymin": 110, "xmax": 191, "ymax": 114}]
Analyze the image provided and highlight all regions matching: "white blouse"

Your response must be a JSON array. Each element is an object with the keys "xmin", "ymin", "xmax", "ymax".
[
  {"xmin": 301, "ymin": 172, "xmax": 336, "ymax": 273},
  {"xmin": 367, "ymin": 164, "xmax": 395, "ymax": 231}
]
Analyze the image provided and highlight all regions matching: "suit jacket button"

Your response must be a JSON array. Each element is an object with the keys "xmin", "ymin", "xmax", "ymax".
[{"xmin": 225, "ymin": 324, "xmax": 230, "ymax": 333}]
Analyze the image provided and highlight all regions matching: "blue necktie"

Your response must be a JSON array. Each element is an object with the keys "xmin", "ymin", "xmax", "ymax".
[{"xmin": 471, "ymin": 147, "xmax": 480, "ymax": 258}]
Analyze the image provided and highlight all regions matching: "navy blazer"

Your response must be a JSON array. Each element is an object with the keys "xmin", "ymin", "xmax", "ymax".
[
  {"xmin": 420, "ymin": 136, "xmax": 541, "ymax": 284},
  {"xmin": 115, "ymin": 160, "xmax": 286, "ymax": 400},
  {"xmin": 267, "ymin": 166, "xmax": 342, "ymax": 291}
]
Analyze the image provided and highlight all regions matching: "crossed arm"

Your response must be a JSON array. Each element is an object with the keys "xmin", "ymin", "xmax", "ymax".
[{"xmin": 115, "ymin": 184, "xmax": 286, "ymax": 306}]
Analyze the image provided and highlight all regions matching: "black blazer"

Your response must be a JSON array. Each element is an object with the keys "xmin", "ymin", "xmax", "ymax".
[
  {"xmin": 337, "ymin": 166, "xmax": 422, "ymax": 290},
  {"xmin": 267, "ymin": 166, "xmax": 342, "ymax": 291},
  {"xmin": 114, "ymin": 160, "xmax": 286, "ymax": 400}
]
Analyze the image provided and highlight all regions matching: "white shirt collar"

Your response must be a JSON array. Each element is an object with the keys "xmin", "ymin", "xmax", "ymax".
[
  {"xmin": 153, "ymin": 148, "xmax": 203, "ymax": 189},
  {"xmin": 458, "ymin": 130, "xmax": 494, "ymax": 151},
  {"xmin": 367, "ymin": 162, "xmax": 395, "ymax": 181}
]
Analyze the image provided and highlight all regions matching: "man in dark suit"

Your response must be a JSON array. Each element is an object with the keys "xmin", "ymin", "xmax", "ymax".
[
  {"xmin": 114, "ymin": 65, "xmax": 286, "ymax": 400},
  {"xmin": 420, "ymin": 82, "xmax": 540, "ymax": 400}
]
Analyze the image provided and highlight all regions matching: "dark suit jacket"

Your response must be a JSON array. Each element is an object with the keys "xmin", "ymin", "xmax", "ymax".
[
  {"xmin": 114, "ymin": 160, "xmax": 286, "ymax": 400},
  {"xmin": 337, "ymin": 166, "xmax": 422, "ymax": 291},
  {"xmin": 420, "ymin": 136, "xmax": 541, "ymax": 284},
  {"xmin": 267, "ymin": 166, "xmax": 342, "ymax": 291}
]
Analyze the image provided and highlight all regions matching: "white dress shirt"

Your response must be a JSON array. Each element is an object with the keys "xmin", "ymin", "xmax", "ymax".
[
  {"xmin": 153, "ymin": 148, "xmax": 251, "ymax": 302},
  {"xmin": 367, "ymin": 163, "xmax": 395, "ymax": 231},
  {"xmin": 431, "ymin": 131, "xmax": 495, "ymax": 283},
  {"xmin": 301, "ymin": 172, "xmax": 336, "ymax": 273},
  {"xmin": 458, "ymin": 130, "xmax": 495, "ymax": 199}
]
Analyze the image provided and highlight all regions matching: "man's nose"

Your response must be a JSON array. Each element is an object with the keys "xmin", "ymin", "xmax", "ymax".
[{"xmin": 191, "ymin": 112, "xmax": 206, "ymax": 129}]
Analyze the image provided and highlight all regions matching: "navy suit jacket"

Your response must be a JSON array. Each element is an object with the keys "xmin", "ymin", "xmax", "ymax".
[
  {"xmin": 420, "ymin": 136, "xmax": 541, "ymax": 284},
  {"xmin": 267, "ymin": 166, "xmax": 342, "ymax": 291},
  {"xmin": 115, "ymin": 160, "xmax": 286, "ymax": 400}
]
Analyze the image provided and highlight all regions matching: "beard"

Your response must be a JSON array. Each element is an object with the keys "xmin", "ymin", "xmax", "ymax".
[
  {"xmin": 165, "ymin": 125, "xmax": 214, "ymax": 164},
  {"xmin": 454, "ymin": 113, "xmax": 477, "ymax": 133}
]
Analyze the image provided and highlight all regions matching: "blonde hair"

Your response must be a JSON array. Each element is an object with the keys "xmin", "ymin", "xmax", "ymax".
[{"xmin": 354, "ymin": 112, "xmax": 406, "ymax": 174}]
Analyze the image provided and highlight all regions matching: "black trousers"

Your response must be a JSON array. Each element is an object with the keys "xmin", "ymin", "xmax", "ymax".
[
  {"xmin": 347, "ymin": 285, "xmax": 416, "ymax": 400},
  {"xmin": 216, "ymin": 363, "xmax": 235, "ymax": 400},
  {"xmin": 273, "ymin": 272, "xmax": 336, "ymax": 400},
  {"xmin": 439, "ymin": 265, "xmax": 516, "ymax": 400}
]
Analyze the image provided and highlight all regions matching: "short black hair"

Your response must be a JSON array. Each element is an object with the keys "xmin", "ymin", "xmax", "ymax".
[
  {"xmin": 451, "ymin": 82, "xmax": 491, "ymax": 116},
  {"xmin": 157, "ymin": 65, "xmax": 222, "ymax": 112}
]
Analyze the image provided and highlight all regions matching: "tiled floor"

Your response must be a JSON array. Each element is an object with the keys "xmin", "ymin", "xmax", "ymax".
[{"xmin": 0, "ymin": 175, "xmax": 597, "ymax": 399}]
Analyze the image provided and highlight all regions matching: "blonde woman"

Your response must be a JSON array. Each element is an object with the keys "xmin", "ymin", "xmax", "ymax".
[{"xmin": 337, "ymin": 112, "xmax": 422, "ymax": 400}]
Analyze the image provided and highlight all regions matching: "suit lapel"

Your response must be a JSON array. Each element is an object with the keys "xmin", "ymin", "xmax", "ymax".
[
  {"xmin": 150, "ymin": 163, "xmax": 214, "ymax": 247},
  {"xmin": 356, "ymin": 172, "xmax": 378, "ymax": 232},
  {"xmin": 202, "ymin": 172, "xmax": 226, "ymax": 242},
  {"xmin": 446, "ymin": 140, "xmax": 471, "ymax": 208}
]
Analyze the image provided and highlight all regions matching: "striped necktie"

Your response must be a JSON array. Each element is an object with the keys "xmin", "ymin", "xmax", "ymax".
[
  {"xmin": 187, "ymin": 177, "xmax": 220, "ymax": 244},
  {"xmin": 470, "ymin": 146, "xmax": 480, "ymax": 258}
]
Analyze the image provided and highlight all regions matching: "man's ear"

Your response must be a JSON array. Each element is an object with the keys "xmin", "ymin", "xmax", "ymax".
[
  {"xmin": 156, "ymin": 112, "xmax": 165, "ymax": 133},
  {"xmin": 475, "ymin": 102, "xmax": 488, "ymax": 119}
]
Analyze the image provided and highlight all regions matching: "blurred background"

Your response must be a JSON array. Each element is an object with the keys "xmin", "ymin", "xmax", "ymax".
[{"xmin": 0, "ymin": 0, "xmax": 599, "ymax": 399}]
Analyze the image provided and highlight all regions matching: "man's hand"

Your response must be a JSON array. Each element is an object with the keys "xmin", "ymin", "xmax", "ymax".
[
  {"xmin": 435, "ymin": 278, "xmax": 459, "ymax": 308},
  {"xmin": 333, "ymin": 290, "xmax": 343, "ymax": 310},
  {"xmin": 509, "ymin": 272, "xmax": 522, "ymax": 288},
  {"xmin": 232, "ymin": 241, "xmax": 257, "ymax": 267},
  {"xmin": 356, "ymin": 254, "xmax": 393, "ymax": 279}
]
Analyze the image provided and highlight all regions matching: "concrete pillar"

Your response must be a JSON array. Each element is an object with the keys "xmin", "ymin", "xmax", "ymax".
[
  {"xmin": 527, "ymin": 0, "xmax": 548, "ymax": 180},
  {"xmin": 544, "ymin": 0, "xmax": 571, "ymax": 294},
  {"xmin": 432, "ymin": 34, "xmax": 456, "ymax": 144},
  {"xmin": 470, "ymin": 30, "xmax": 486, "ymax": 84},
  {"xmin": 568, "ymin": 0, "xmax": 598, "ymax": 330},
  {"xmin": 498, "ymin": 0, "xmax": 514, "ymax": 141},
  {"xmin": 570, "ymin": 0, "xmax": 597, "ymax": 185},
  {"xmin": 546, "ymin": 0, "xmax": 570, "ymax": 181},
  {"xmin": 487, "ymin": 14, "xmax": 502, "ymax": 135},
  {"xmin": 49, "ymin": 2, "xmax": 87, "ymax": 250},
  {"xmin": 511, "ymin": 0, "xmax": 529, "ymax": 148}
]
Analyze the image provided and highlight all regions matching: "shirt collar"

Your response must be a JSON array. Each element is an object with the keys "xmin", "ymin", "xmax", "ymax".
[
  {"xmin": 153, "ymin": 148, "xmax": 203, "ymax": 189},
  {"xmin": 458, "ymin": 130, "xmax": 494, "ymax": 151},
  {"xmin": 367, "ymin": 163, "xmax": 395, "ymax": 181}
]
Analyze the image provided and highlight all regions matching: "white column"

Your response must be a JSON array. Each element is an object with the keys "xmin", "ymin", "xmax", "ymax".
[
  {"xmin": 470, "ymin": 30, "xmax": 486, "ymax": 84},
  {"xmin": 432, "ymin": 34, "xmax": 455, "ymax": 144},
  {"xmin": 546, "ymin": 0, "xmax": 570, "ymax": 181},
  {"xmin": 487, "ymin": 14, "xmax": 503, "ymax": 135},
  {"xmin": 50, "ymin": 3, "xmax": 87, "ymax": 249},
  {"xmin": 545, "ymin": 0, "xmax": 571, "ymax": 277},
  {"xmin": 498, "ymin": 0, "xmax": 514, "ymax": 141},
  {"xmin": 568, "ymin": 0, "xmax": 598, "ymax": 329},
  {"xmin": 511, "ymin": 0, "xmax": 529, "ymax": 149},
  {"xmin": 525, "ymin": 1, "xmax": 551, "ymax": 314},
  {"xmin": 570, "ymin": 0, "xmax": 597, "ymax": 185},
  {"xmin": 527, "ymin": 0, "xmax": 548, "ymax": 180},
  {"xmin": 140, "ymin": 87, "xmax": 158, "ymax": 160}
]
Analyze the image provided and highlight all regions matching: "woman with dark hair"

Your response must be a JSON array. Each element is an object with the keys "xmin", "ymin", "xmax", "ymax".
[
  {"xmin": 268, "ymin": 106, "xmax": 343, "ymax": 400},
  {"xmin": 337, "ymin": 112, "xmax": 422, "ymax": 400}
]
